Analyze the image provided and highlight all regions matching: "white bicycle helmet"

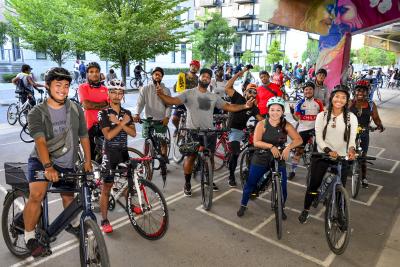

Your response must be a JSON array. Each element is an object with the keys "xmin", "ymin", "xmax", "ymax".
[
  {"xmin": 107, "ymin": 79, "xmax": 125, "ymax": 90},
  {"xmin": 267, "ymin": 96, "xmax": 285, "ymax": 109}
]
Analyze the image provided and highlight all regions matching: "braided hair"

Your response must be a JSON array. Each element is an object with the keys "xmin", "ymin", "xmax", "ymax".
[{"xmin": 322, "ymin": 90, "xmax": 350, "ymax": 142}]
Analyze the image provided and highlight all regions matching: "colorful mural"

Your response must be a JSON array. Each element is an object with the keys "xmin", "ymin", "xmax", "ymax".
[{"xmin": 259, "ymin": 0, "xmax": 400, "ymax": 90}]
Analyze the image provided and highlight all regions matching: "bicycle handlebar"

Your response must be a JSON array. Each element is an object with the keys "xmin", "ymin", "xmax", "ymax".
[
  {"xmin": 180, "ymin": 127, "xmax": 228, "ymax": 134},
  {"xmin": 311, "ymin": 152, "xmax": 349, "ymax": 161}
]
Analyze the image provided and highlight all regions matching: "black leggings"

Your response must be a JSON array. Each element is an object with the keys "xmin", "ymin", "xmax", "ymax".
[
  {"xmin": 228, "ymin": 141, "xmax": 241, "ymax": 177},
  {"xmin": 303, "ymin": 157, "xmax": 349, "ymax": 210}
]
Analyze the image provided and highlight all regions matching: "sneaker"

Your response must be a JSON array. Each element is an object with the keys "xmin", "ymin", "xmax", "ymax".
[
  {"xmin": 298, "ymin": 210, "xmax": 309, "ymax": 224},
  {"xmin": 26, "ymin": 238, "xmax": 46, "ymax": 258},
  {"xmin": 288, "ymin": 172, "xmax": 296, "ymax": 180},
  {"xmin": 101, "ymin": 219, "xmax": 113, "ymax": 233},
  {"xmin": 213, "ymin": 183, "xmax": 219, "ymax": 192},
  {"xmin": 282, "ymin": 210, "xmax": 287, "ymax": 221},
  {"xmin": 228, "ymin": 178, "xmax": 237, "ymax": 187},
  {"xmin": 184, "ymin": 183, "xmax": 192, "ymax": 197},
  {"xmin": 237, "ymin": 206, "xmax": 247, "ymax": 217},
  {"xmin": 65, "ymin": 223, "xmax": 80, "ymax": 238},
  {"xmin": 362, "ymin": 178, "xmax": 369, "ymax": 188}
]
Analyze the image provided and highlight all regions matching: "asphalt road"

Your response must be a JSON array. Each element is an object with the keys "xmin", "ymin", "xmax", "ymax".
[{"xmin": 0, "ymin": 87, "xmax": 399, "ymax": 266}]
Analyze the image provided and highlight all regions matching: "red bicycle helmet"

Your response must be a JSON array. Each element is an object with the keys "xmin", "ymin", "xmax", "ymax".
[{"xmin": 356, "ymin": 79, "xmax": 370, "ymax": 87}]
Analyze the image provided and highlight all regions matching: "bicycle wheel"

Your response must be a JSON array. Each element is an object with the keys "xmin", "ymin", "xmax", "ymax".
[
  {"xmin": 128, "ymin": 147, "xmax": 152, "ymax": 181},
  {"xmin": 302, "ymin": 143, "xmax": 313, "ymax": 168},
  {"xmin": 7, "ymin": 103, "xmax": 19, "ymax": 125},
  {"xmin": 18, "ymin": 107, "xmax": 30, "ymax": 127},
  {"xmin": 271, "ymin": 175, "xmax": 283, "ymax": 240},
  {"xmin": 2, "ymin": 190, "xmax": 30, "ymax": 258},
  {"xmin": 239, "ymin": 149, "xmax": 251, "ymax": 189},
  {"xmin": 162, "ymin": 127, "xmax": 171, "ymax": 158},
  {"xmin": 201, "ymin": 157, "xmax": 214, "ymax": 210},
  {"xmin": 351, "ymin": 161, "xmax": 361, "ymax": 199},
  {"xmin": 79, "ymin": 218, "xmax": 110, "ymax": 267},
  {"xmin": 325, "ymin": 185, "xmax": 351, "ymax": 255},
  {"xmin": 171, "ymin": 131, "xmax": 185, "ymax": 163},
  {"xmin": 214, "ymin": 139, "xmax": 228, "ymax": 171},
  {"xmin": 130, "ymin": 78, "xmax": 138, "ymax": 89},
  {"xmin": 20, "ymin": 124, "xmax": 34, "ymax": 143},
  {"xmin": 126, "ymin": 178, "xmax": 169, "ymax": 240}
]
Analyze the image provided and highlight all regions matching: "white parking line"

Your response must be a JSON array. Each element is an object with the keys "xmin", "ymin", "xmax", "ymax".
[
  {"xmin": 11, "ymin": 170, "xmax": 230, "ymax": 267},
  {"xmin": 0, "ymin": 141, "xmax": 23, "ymax": 146}
]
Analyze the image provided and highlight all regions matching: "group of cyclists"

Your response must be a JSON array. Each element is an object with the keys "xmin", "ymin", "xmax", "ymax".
[{"xmin": 14, "ymin": 56, "xmax": 385, "ymax": 258}]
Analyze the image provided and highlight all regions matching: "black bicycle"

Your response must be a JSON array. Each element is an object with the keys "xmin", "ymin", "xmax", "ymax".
[
  {"xmin": 140, "ymin": 117, "xmax": 170, "ymax": 187},
  {"xmin": 181, "ymin": 128, "xmax": 225, "ymax": 210},
  {"xmin": 2, "ymin": 162, "xmax": 110, "ymax": 266},
  {"xmin": 171, "ymin": 106, "xmax": 187, "ymax": 164},
  {"xmin": 309, "ymin": 152, "xmax": 351, "ymax": 255},
  {"xmin": 249, "ymin": 147, "xmax": 285, "ymax": 240},
  {"xmin": 20, "ymin": 123, "xmax": 34, "ymax": 143}
]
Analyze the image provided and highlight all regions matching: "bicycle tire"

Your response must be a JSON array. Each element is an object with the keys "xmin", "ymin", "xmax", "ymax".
[
  {"xmin": 239, "ymin": 149, "xmax": 250, "ymax": 189},
  {"xmin": 325, "ymin": 185, "xmax": 351, "ymax": 255},
  {"xmin": 272, "ymin": 175, "xmax": 283, "ymax": 240},
  {"xmin": 302, "ymin": 143, "xmax": 313, "ymax": 168},
  {"xmin": 79, "ymin": 218, "xmax": 110, "ymax": 267},
  {"xmin": 201, "ymin": 157, "xmax": 214, "ymax": 210},
  {"xmin": 351, "ymin": 161, "xmax": 361, "ymax": 199},
  {"xmin": 2, "ymin": 190, "xmax": 30, "ymax": 258},
  {"xmin": 126, "ymin": 178, "xmax": 169, "ymax": 240},
  {"xmin": 165, "ymin": 127, "xmax": 171, "ymax": 158},
  {"xmin": 18, "ymin": 107, "xmax": 30, "ymax": 127},
  {"xmin": 130, "ymin": 78, "xmax": 138, "ymax": 89},
  {"xmin": 214, "ymin": 139, "xmax": 227, "ymax": 171},
  {"xmin": 7, "ymin": 103, "xmax": 19, "ymax": 125},
  {"xmin": 20, "ymin": 124, "xmax": 34, "ymax": 143},
  {"xmin": 172, "ymin": 132, "xmax": 185, "ymax": 163},
  {"xmin": 127, "ymin": 147, "xmax": 152, "ymax": 181}
]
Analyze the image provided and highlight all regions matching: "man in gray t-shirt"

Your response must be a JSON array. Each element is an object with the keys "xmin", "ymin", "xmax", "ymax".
[{"xmin": 156, "ymin": 68, "xmax": 254, "ymax": 196}]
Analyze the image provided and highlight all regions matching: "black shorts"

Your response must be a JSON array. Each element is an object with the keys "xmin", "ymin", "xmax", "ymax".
[
  {"xmin": 188, "ymin": 132, "xmax": 217, "ymax": 154},
  {"xmin": 101, "ymin": 149, "xmax": 129, "ymax": 183},
  {"xmin": 299, "ymin": 129, "xmax": 315, "ymax": 146}
]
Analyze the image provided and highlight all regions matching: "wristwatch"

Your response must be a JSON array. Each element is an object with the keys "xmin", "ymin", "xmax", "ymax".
[{"xmin": 43, "ymin": 162, "xmax": 53, "ymax": 169}]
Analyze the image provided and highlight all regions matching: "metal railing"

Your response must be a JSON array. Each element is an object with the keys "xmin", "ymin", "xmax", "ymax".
[{"xmin": 0, "ymin": 48, "xmax": 24, "ymax": 63}]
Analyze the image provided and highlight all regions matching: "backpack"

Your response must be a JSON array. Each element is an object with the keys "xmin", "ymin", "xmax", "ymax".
[{"xmin": 15, "ymin": 77, "xmax": 30, "ymax": 95}]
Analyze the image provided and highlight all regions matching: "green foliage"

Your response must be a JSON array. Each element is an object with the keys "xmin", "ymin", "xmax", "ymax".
[
  {"xmin": 0, "ymin": 22, "xmax": 8, "ymax": 46},
  {"xmin": 354, "ymin": 47, "xmax": 397, "ymax": 66},
  {"xmin": 301, "ymin": 38, "xmax": 319, "ymax": 64},
  {"xmin": 193, "ymin": 12, "xmax": 237, "ymax": 65},
  {"xmin": 78, "ymin": 0, "xmax": 189, "ymax": 83},
  {"xmin": 266, "ymin": 40, "xmax": 284, "ymax": 65},
  {"xmin": 2, "ymin": 73, "xmax": 18, "ymax": 83},
  {"xmin": 5, "ymin": 0, "xmax": 88, "ymax": 66},
  {"xmin": 241, "ymin": 50, "xmax": 255, "ymax": 64}
]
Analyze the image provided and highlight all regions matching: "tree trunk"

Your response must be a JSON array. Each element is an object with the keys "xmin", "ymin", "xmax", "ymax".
[{"xmin": 120, "ymin": 60, "xmax": 128, "ymax": 86}]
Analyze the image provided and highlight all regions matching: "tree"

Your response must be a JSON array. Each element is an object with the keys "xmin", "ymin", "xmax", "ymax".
[
  {"xmin": 241, "ymin": 50, "xmax": 255, "ymax": 64},
  {"xmin": 266, "ymin": 40, "xmax": 284, "ymax": 65},
  {"xmin": 301, "ymin": 38, "xmax": 319, "ymax": 64},
  {"xmin": 0, "ymin": 22, "xmax": 8, "ymax": 47},
  {"xmin": 194, "ymin": 12, "xmax": 237, "ymax": 65},
  {"xmin": 79, "ymin": 0, "xmax": 189, "ymax": 83},
  {"xmin": 5, "ymin": 0, "xmax": 88, "ymax": 66},
  {"xmin": 355, "ymin": 46, "xmax": 397, "ymax": 66}
]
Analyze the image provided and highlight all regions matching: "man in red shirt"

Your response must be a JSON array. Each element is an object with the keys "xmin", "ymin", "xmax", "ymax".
[
  {"xmin": 271, "ymin": 65, "xmax": 284, "ymax": 88},
  {"xmin": 256, "ymin": 71, "xmax": 283, "ymax": 116},
  {"xmin": 78, "ymin": 62, "xmax": 109, "ymax": 160}
]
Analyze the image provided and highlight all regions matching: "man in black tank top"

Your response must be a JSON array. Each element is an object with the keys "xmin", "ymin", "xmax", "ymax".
[
  {"xmin": 224, "ymin": 67, "xmax": 263, "ymax": 187},
  {"xmin": 349, "ymin": 84, "xmax": 384, "ymax": 188}
]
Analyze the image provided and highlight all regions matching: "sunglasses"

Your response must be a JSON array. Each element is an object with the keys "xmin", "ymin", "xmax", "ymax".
[
  {"xmin": 247, "ymin": 89, "xmax": 257, "ymax": 95},
  {"xmin": 331, "ymin": 116, "xmax": 336, "ymax": 128}
]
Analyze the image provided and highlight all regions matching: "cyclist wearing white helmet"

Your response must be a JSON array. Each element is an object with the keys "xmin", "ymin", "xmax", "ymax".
[
  {"xmin": 237, "ymin": 97, "xmax": 302, "ymax": 218},
  {"xmin": 98, "ymin": 79, "xmax": 136, "ymax": 233}
]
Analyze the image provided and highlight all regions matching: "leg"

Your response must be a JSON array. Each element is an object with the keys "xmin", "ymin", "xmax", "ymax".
[
  {"xmin": 100, "ymin": 182, "xmax": 113, "ymax": 221},
  {"xmin": 24, "ymin": 182, "xmax": 48, "ymax": 232},
  {"xmin": 183, "ymin": 154, "xmax": 196, "ymax": 196},
  {"xmin": 228, "ymin": 140, "xmax": 240, "ymax": 186}
]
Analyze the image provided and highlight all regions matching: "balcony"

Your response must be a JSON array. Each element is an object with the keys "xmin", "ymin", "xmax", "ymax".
[
  {"xmin": 235, "ymin": 13, "xmax": 256, "ymax": 19},
  {"xmin": 198, "ymin": 0, "xmax": 222, "ymax": 8},
  {"xmin": 0, "ymin": 48, "xmax": 24, "ymax": 63},
  {"xmin": 233, "ymin": 0, "xmax": 256, "ymax": 4},
  {"xmin": 267, "ymin": 24, "xmax": 289, "ymax": 32},
  {"xmin": 236, "ymin": 24, "xmax": 266, "ymax": 33}
]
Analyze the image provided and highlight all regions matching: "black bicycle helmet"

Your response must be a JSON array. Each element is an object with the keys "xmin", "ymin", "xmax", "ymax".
[
  {"xmin": 86, "ymin": 62, "xmax": 101, "ymax": 73},
  {"xmin": 331, "ymin": 84, "xmax": 350, "ymax": 98},
  {"xmin": 316, "ymin": 68, "xmax": 327, "ymax": 76},
  {"xmin": 302, "ymin": 81, "xmax": 315, "ymax": 90}
]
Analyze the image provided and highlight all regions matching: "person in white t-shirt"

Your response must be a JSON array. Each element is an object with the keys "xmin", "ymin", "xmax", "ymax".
[
  {"xmin": 298, "ymin": 85, "xmax": 357, "ymax": 224},
  {"xmin": 210, "ymin": 65, "xmax": 227, "ymax": 97}
]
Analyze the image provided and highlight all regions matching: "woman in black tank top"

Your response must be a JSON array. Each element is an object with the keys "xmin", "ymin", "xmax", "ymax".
[
  {"xmin": 237, "ymin": 97, "xmax": 302, "ymax": 218},
  {"xmin": 349, "ymin": 85, "xmax": 384, "ymax": 188}
]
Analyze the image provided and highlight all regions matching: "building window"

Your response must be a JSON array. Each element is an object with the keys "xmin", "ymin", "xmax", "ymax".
[
  {"xmin": 171, "ymin": 51, "xmax": 176, "ymax": 63},
  {"xmin": 176, "ymin": 6, "xmax": 181, "ymax": 21},
  {"xmin": 246, "ymin": 35, "xmax": 252, "ymax": 50},
  {"xmin": 11, "ymin": 37, "xmax": 21, "ymax": 61},
  {"xmin": 0, "ymin": 44, "xmax": 4, "ymax": 61},
  {"xmin": 76, "ymin": 51, "xmax": 86, "ymax": 60},
  {"xmin": 149, "ymin": 57, "xmax": 156, "ymax": 62},
  {"xmin": 181, "ymin": 43, "xmax": 186, "ymax": 64},
  {"xmin": 255, "ymin": 35, "xmax": 261, "ymax": 50},
  {"xmin": 36, "ymin": 51, "xmax": 47, "ymax": 60}
]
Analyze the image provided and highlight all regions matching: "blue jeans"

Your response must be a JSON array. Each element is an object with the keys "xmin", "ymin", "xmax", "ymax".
[{"xmin": 241, "ymin": 163, "xmax": 287, "ymax": 207}]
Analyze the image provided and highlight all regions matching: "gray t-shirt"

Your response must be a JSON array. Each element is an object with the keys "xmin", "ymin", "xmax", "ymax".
[
  {"xmin": 48, "ymin": 105, "xmax": 74, "ymax": 168},
  {"xmin": 177, "ymin": 88, "xmax": 226, "ymax": 129}
]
